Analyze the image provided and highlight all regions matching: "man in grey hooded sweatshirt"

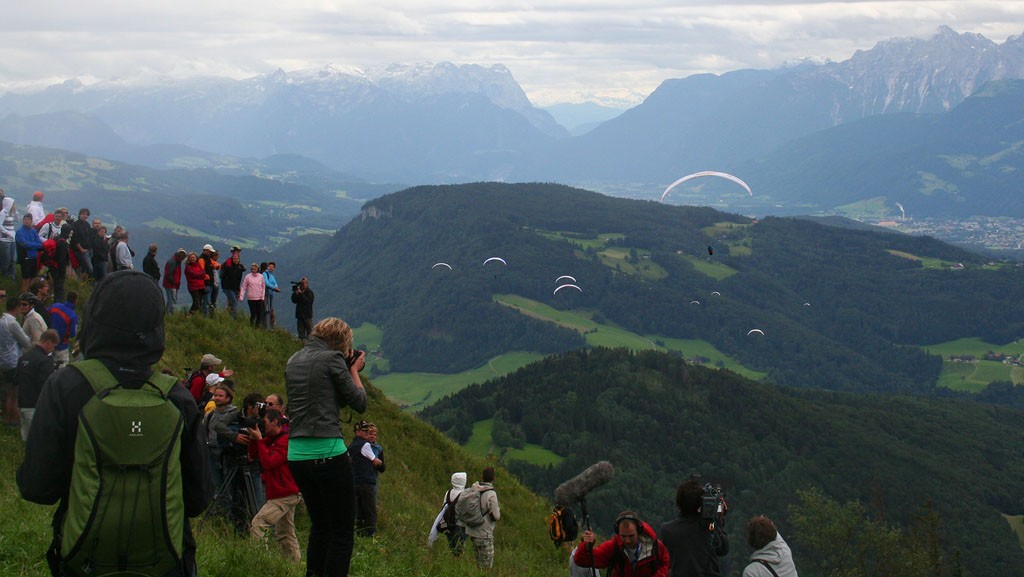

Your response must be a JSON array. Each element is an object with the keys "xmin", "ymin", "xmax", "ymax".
[
  {"xmin": 464, "ymin": 466, "xmax": 501, "ymax": 568},
  {"xmin": 742, "ymin": 516, "xmax": 798, "ymax": 577}
]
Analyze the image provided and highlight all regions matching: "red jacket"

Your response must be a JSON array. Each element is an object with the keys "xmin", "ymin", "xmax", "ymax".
[
  {"xmin": 163, "ymin": 255, "xmax": 184, "ymax": 289},
  {"xmin": 184, "ymin": 261, "xmax": 206, "ymax": 292},
  {"xmin": 574, "ymin": 521, "xmax": 669, "ymax": 577},
  {"xmin": 248, "ymin": 431, "xmax": 299, "ymax": 500}
]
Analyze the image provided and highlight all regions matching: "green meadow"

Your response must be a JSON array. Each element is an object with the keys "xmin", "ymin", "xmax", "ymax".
[
  {"xmin": 679, "ymin": 254, "xmax": 738, "ymax": 280},
  {"xmin": 886, "ymin": 249, "xmax": 960, "ymax": 270},
  {"xmin": 463, "ymin": 419, "xmax": 564, "ymax": 466},
  {"xmin": 922, "ymin": 337, "xmax": 1024, "ymax": 392},
  {"xmin": 372, "ymin": 351, "xmax": 546, "ymax": 410},
  {"xmin": 371, "ymin": 294, "xmax": 764, "ymax": 412}
]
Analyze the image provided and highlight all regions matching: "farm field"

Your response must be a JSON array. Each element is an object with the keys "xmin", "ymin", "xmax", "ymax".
[
  {"xmin": 464, "ymin": 419, "xmax": 564, "ymax": 466},
  {"xmin": 922, "ymin": 337, "xmax": 1024, "ymax": 392},
  {"xmin": 372, "ymin": 294, "xmax": 764, "ymax": 409}
]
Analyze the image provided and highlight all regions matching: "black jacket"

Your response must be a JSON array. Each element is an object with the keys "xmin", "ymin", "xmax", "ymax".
[
  {"xmin": 660, "ymin": 516, "xmax": 729, "ymax": 577},
  {"xmin": 143, "ymin": 253, "xmax": 160, "ymax": 282},
  {"xmin": 16, "ymin": 344, "xmax": 56, "ymax": 409},
  {"xmin": 219, "ymin": 257, "xmax": 245, "ymax": 291},
  {"xmin": 291, "ymin": 287, "xmax": 315, "ymax": 319}
]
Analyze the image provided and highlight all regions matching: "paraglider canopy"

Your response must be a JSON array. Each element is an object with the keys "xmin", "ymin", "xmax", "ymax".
[
  {"xmin": 747, "ymin": 329, "xmax": 764, "ymax": 336},
  {"xmin": 661, "ymin": 171, "xmax": 753, "ymax": 202},
  {"xmin": 555, "ymin": 275, "xmax": 577, "ymax": 284},
  {"xmin": 482, "ymin": 257, "xmax": 507, "ymax": 266},
  {"xmin": 553, "ymin": 284, "xmax": 583, "ymax": 295},
  {"xmin": 432, "ymin": 262, "xmax": 453, "ymax": 270}
]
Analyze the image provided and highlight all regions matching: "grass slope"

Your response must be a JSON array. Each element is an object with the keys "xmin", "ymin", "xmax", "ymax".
[{"xmin": 0, "ymin": 308, "xmax": 568, "ymax": 577}]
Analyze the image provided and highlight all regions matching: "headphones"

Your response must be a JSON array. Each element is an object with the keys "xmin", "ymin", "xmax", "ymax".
[{"xmin": 613, "ymin": 511, "xmax": 643, "ymax": 535}]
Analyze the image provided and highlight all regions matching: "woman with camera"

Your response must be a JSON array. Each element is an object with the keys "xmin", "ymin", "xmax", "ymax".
[{"xmin": 285, "ymin": 317, "xmax": 367, "ymax": 577}]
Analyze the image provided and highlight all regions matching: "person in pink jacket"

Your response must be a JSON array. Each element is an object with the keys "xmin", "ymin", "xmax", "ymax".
[{"xmin": 239, "ymin": 262, "xmax": 266, "ymax": 327}]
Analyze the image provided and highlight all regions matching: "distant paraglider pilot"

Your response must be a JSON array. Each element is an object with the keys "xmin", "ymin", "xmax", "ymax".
[{"xmin": 707, "ymin": 245, "xmax": 714, "ymax": 257}]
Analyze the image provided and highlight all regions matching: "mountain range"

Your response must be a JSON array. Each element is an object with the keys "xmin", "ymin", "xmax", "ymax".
[{"xmin": 2, "ymin": 26, "xmax": 1024, "ymax": 218}]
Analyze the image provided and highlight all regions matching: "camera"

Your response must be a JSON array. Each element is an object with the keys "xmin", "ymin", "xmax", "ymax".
[{"xmin": 700, "ymin": 482, "xmax": 727, "ymax": 527}]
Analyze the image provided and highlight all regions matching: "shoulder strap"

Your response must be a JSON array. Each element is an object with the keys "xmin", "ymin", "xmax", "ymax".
[
  {"xmin": 72, "ymin": 359, "xmax": 178, "ymax": 397},
  {"xmin": 71, "ymin": 359, "xmax": 118, "ymax": 395},
  {"xmin": 755, "ymin": 559, "xmax": 781, "ymax": 577}
]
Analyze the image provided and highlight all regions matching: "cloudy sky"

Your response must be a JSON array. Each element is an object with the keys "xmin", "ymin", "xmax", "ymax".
[{"xmin": 2, "ymin": 1, "xmax": 1022, "ymax": 106}]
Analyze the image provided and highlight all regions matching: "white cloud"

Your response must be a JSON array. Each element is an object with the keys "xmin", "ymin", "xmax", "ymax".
[{"xmin": 1, "ymin": 1, "xmax": 1022, "ymax": 105}]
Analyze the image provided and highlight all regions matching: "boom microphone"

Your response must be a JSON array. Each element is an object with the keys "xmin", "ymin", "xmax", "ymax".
[{"xmin": 554, "ymin": 461, "xmax": 615, "ymax": 506}]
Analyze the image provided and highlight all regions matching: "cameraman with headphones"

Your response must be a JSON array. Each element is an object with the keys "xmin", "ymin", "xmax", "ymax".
[
  {"xmin": 660, "ymin": 478, "xmax": 730, "ymax": 577},
  {"xmin": 575, "ymin": 510, "xmax": 669, "ymax": 577}
]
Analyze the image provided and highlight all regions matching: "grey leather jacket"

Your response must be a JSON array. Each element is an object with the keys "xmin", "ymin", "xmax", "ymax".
[{"xmin": 285, "ymin": 337, "xmax": 367, "ymax": 438}]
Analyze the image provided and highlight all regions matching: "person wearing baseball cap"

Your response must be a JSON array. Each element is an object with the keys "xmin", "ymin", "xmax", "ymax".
[
  {"xmin": 199, "ymin": 245, "xmax": 217, "ymax": 315},
  {"xmin": 186, "ymin": 353, "xmax": 234, "ymax": 404}
]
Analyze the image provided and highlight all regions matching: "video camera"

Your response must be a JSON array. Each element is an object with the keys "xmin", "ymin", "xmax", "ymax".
[{"xmin": 691, "ymin": 474, "xmax": 727, "ymax": 532}]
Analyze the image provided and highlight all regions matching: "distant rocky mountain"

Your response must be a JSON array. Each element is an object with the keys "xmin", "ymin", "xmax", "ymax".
[
  {"xmin": 533, "ymin": 26, "xmax": 1024, "ymax": 184},
  {"xmin": 2, "ymin": 27, "xmax": 1023, "ymax": 216},
  {"xmin": 0, "ymin": 63, "xmax": 565, "ymax": 182}
]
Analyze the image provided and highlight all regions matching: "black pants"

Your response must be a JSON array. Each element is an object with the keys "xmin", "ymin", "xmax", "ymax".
[
  {"xmin": 296, "ymin": 317, "xmax": 313, "ymax": 340},
  {"xmin": 247, "ymin": 300, "xmax": 265, "ymax": 327},
  {"xmin": 289, "ymin": 454, "xmax": 355, "ymax": 577},
  {"xmin": 354, "ymin": 483, "xmax": 377, "ymax": 537}
]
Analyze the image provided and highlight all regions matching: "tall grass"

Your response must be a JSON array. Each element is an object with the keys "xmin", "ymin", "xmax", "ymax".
[{"xmin": 1, "ymin": 297, "xmax": 569, "ymax": 577}]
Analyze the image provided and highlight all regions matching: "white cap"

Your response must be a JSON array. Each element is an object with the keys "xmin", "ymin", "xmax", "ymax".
[
  {"xmin": 205, "ymin": 373, "xmax": 225, "ymax": 387},
  {"xmin": 203, "ymin": 244, "xmax": 214, "ymax": 251}
]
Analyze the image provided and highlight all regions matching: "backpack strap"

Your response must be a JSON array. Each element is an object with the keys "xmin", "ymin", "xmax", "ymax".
[
  {"xmin": 754, "ymin": 559, "xmax": 781, "ymax": 577},
  {"xmin": 71, "ymin": 359, "xmax": 178, "ymax": 397},
  {"xmin": 48, "ymin": 306, "xmax": 71, "ymax": 344}
]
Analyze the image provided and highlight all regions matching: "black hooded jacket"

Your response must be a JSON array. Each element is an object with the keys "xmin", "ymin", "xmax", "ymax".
[{"xmin": 17, "ymin": 270, "xmax": 213, "ymax": 517}]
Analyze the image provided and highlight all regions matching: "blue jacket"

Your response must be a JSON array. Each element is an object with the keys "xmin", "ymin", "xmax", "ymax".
[
  {"xmin": 15, "ymin": 225, "xmax": 43, "ymax": 260},
  {"xmin": 49, "ymin": 302, "xmax": 78, "ymax": 351}
]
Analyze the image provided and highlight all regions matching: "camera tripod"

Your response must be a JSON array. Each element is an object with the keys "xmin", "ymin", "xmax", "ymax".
[{"xmin": 199, "ymin": 456, "xmax": 261, "ymax": 533}]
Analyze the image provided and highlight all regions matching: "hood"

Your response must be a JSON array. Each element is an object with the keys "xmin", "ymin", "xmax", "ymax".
[
  {"xmin": 450, "ymin": 472, "xmax": 467, "ymax": 490},
  {"xmin": 750, "ymin": 533, "xmax": 790, "ymax": 564},
  {"xmin": 80, "ymin": 270, "xmax": 165, "ymax": 367},
  {"xmin": 613, "ymin": 520, "xmax": 659, "ymax": 546}
]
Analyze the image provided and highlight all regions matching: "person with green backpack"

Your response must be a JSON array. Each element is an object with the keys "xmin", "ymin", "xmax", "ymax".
[{"xmin": 17, "ymin": 270, "xmax": 214, "ymax": 577}]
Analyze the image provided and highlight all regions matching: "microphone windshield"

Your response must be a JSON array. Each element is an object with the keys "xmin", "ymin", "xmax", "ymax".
[{"xmin": 554, "ymin": 461, "xmax": 615, "ymax": 506}]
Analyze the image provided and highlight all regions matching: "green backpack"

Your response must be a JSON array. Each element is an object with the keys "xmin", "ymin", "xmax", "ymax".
[{"xmin": 60, "ymin": 359, "xmax": 185, "ymax": 577}]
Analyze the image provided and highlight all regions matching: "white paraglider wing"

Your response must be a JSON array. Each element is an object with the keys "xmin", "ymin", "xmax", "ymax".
[
  {"xmin": 482, "ymin": 257, "xmax": 507, "ymax": 266},
  {"xmin": 553, "ymin": 284, "xmax": 583, "ymax": 295},
  {"xmin": 555, "ymin": 275, "xmax": 577, "ymax": 284},
  {"xmin": 747, "ymin": 329, "xmax": 765, "ymax": 336},
  {"xmin": 432, "ymin": 262, "xmax": 453, "ymax": 270},
  {"xmin": 661, "ymin": 171, "xmax": 753, "ymax": 202}
]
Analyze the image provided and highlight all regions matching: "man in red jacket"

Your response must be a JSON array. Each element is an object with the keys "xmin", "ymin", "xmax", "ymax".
[
  {"xmin": 575, "ymin": 511, "xmax": 670, "ymax": 577},
  {"xmin": 247, "ymin": 408, "xmax": 301, "ymax": 562}
]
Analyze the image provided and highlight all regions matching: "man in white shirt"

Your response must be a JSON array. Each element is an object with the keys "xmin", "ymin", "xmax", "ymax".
[{"xmin": 25, "ymin": 191, "xmax": 45, "ymax": 226}]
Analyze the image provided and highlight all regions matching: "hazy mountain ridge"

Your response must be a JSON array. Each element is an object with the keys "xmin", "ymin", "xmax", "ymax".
[{"xmin": 2, "ymin": 27, "xmax": 1024, "ymax": 215}]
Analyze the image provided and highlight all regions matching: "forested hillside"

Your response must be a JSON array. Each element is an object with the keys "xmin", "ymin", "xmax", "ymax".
[
  {"xmin": 289, "ymin": 182, "xmax": 1024, "ymax": 394},
  {"xmin": 420, "ymin": 347, "xmax": 1024, "ymax": 577}
]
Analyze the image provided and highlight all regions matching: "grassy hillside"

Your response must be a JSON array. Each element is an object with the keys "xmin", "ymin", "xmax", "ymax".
[
  {"xmin": 0, "ymin": 308, "xmax": 568, "ymax": 577},
  {"xmin": 421, "ymin": 347, "xmax": 1024, "ymax": 577}
]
